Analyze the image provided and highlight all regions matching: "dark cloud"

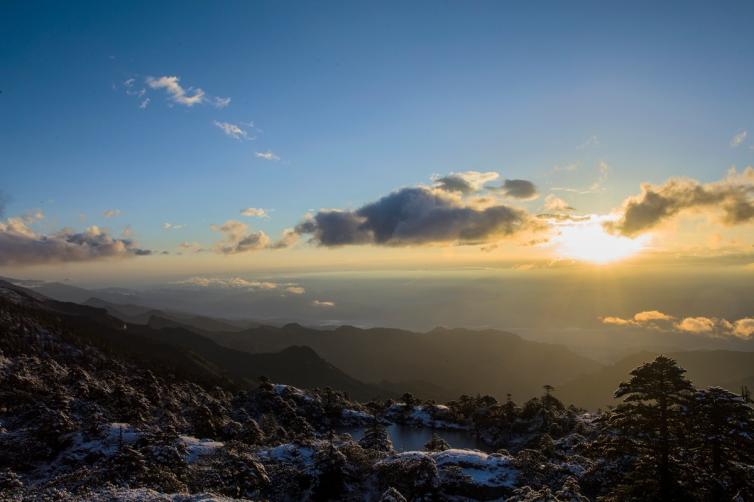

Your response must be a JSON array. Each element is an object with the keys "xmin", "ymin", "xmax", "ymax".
[
  {"xmin": 608, "ymin": 168, "xmax": 754, "ymax": 236},
  {"xmin": 295, "ymin": 186, "xmax": 534, "ymax": 247},
  {"xmin": 0, "ymin": 224, "xmax": 151, "ymax": 266},
  {"xmin": 499, "ymin": 179, "xmax": 538, "ymax": 199}
]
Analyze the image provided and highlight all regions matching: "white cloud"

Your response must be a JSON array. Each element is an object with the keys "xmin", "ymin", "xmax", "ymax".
[
  {"xmin": 730, "ymin": 130, "xmax": 747, "ymax": 147},
  {"xmin": 240, "ymin": 207, "xmax": 268, "ymax": 218},
  {"xmin": 213, "ymin": 97, "xmax": 231, "ymax": 109},
  {"xmin": 103, "ymin": 209, "xmax": 121, "ymax": 218},
  {"xmin": 255, "ymin": 151, "xmax": 280, "ymax": 161},
  {"xmin": 601, "ymin": 310, "xmax": 754, "ymax": 339},
  {"xmin": 146, "ymin": 75, "xmax": 206, "ymax": 107},
  {"xmin": 213, "ymin": 121, "xmax": 250, "ymax": 140},
  {"xmin": 210, "ymin": 219, "xmax": 270, "ymax": 254},
  {"xmin": 162, "ymin": 223, "xmax": 185, "ymax": 230},
  {"xmin": 174, "ymin": 276, "xmax": 305, "ymax": 293},
  {"xmin": 543, "ymin": 194, "xmax": 574, "ymax": 212},
  {"xmin": 312, "ymin": 300, "xmax": 335, "ymax": 308},
  {"xmin": 139, "ymin": 98, "xmax": 150, "ymax": 109}
]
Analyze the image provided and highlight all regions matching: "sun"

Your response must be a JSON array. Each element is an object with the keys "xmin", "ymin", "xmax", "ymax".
[{"xmin": 554, "ymin": 217, "xmax": 649, "ymax": 264}]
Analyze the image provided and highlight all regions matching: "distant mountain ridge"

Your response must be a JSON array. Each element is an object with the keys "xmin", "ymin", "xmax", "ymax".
[
  {"xmin": 205, "ymin": 323, "xmax": 605, "ymax": 401},
  {"xmin": 0, "ymin": 280, "xmax": 381, "ymax": 400},
  {"xmin": 558, "ymin": 349, "xmax": 754, "ymax": 410}
]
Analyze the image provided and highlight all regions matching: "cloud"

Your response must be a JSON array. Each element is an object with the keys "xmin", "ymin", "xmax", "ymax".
[
  {"xmin": 734, "ymin": 318, "xmax": 754, "ymax": 338},
  {"xmin": 498, "ymin": 179, "xmax": 538, "ymax": 200},
  {"xmin": 177, "ymin": 241, "xmax": 204, "ymax": 253},
  {"xmin": 553, "ymin": 161, "xmax": 609, "ymax": 195},
  {"xmin": 675, "ymin": 316, "xmax": 715, "ymax": 334},
  {"xmin": 210, "ymin": 219, "xmax": 271, "ymax": 254},
  {"xmin": 268, "ymin": 228, "xmax": 299, "ymax": 249},
  {"xmin": 730, "ymin": 130, "xmax": 748, "ymax": 147},
  {"xmin": 146, "ymin": 76, "xmax": 206, "ymax": 107},
  {"xmin": 433, "ymin": 171, "xmax": 499, "ymax": 194},
  {"xmin": 601, "ymin": 310, "xmax": 674, "ymax": 327},
  {"xmin": 214, "ymin": 121, "xmax": 250, "ymax": 140},
  {"xmin": 0, "ymin": 218, "xmax": 150, "ymax": 266},
  {"xmin": 576, "ymin": 135, "xmax": 599, "ymax": 150},
  {"xmin": 174, "ymin": 276, "xmax": 304, "ymax": 293},
  {"xmin": 103, "ymin": 209, "xmax": 121, "ymax": 218},
  {"xmin": 139, "ymin": 98, "xmax": 150, "ymax": 109},
  {"xmin": 312, "ymin": 300, "xmax": 335, "ymax": 308},
  {"xmin": 633, "ymin": 310, "xmax": 674, "ymax": 322},
  {"xmin": 255, "ymin": 151, "xmax": 280, "ymax": 161},
  {"xmin": 607, "ymin": 167, "xmax": 754, "ymax": 236},
  {"xmin": 294, "ymin": 183, "xmax": 539, "ymax": 247},
  {"xmin": 240, "ymin": 207, "xmax": 268, "ymax": 218},
  {"xmin": 162, "ymin": 223, "xmax": 185, "ymax": 230},
  {"xmin": 213, "ymin": 97, "xmax": 231, "ymax": 109},
  {"xmin": 543, "ymin": 194, "xmax": 574, "ymax": 212},
  {"xmin": 600, "ymin": 309, "xmax": 754, "ymax": 339}
]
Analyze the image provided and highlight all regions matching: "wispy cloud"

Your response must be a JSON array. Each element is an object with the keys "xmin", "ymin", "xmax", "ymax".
[
  {"xmin": 576, "ymin": 135, "xmax": 599, "ymax": 150},
  {"xmin": 213, "ymin": 121, "xmax": 251, "ymax": 140},
  {"xmin": 103, "ymin": 209, "xmax": 121, "ymax": 218},
  {"xmin": 312, "ymin": 299, "xmax": 335, "ymax": 308},
  {"xmin": 255, "ymin": 151, "xmax": 280, "ymax": 161},
  {"xmin": 146, "ymin": 75, "xmax": 205, "ymax": 106},
  {"xmin": 240, "ymin": 207, "xmax": 268, "ymax": 218},
  {"xmin": 254, "ymin": 150, "xmax": 280, "ymax": 161},
  {"xmin": 730, "ymin": 130, "xmax": 748, "ymax": 147},
  {"xmin": 162, "ymin": 222, "xmax": 185, "ymax": 230},
  {"xmin": 173, "ymin": 276, "xmax": 305, "ymax": 294},
  {"xmin": 139, "ymin": 98, "xmax": 150, "ymax": 109},
  {"xmin": 552, "ymin": 161, "xmax": 609, "ymax": 194},
  {"xmin": 145, "ymin": 75, "xmax": 230, "ymax": 109}
]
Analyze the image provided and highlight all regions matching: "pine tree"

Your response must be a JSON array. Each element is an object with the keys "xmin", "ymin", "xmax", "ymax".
[
  {"xmin": 424, "ymin": 432, "xmax": 450, "ymax": 452},
  {"xmin": 608, "ymin": 355, "xmax": 694, "ymax": 500},
  {"xmin": 689, "ymin": 386, "xmax": 754, "ymax": 497},
  {"xmin": 360, "ymin": 418, "xmax": 393, "ymax": 452}
]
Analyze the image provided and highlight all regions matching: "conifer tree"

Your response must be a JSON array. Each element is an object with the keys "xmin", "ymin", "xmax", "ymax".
[
  {"xmin": 608, "ymin": 355, "xmax": 694, "ymax": 500},
  {"xmin": 689, "ymin": 386, "xmax": 754, "ymax": 497}
]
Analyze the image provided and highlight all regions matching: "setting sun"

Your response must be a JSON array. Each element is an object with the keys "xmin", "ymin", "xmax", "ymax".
[{"xmin": 554, "ymin": 218, "xmax": 649, "ymax": 264}]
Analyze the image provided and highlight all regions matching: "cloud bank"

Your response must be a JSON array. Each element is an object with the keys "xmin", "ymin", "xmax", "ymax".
[
  {"xmin": 608, "ymin": 167, "xmax": 754, "ymax": 236},
  {"xmin": 601, "ymin": 309, "xmax": 754, "ymax": 339},
  {"xmin": 0, "ymin": 217, "xmax": 151, "ymax": 266}
]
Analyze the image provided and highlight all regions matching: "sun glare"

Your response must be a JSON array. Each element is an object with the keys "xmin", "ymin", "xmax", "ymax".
[{"xmin": 554, "ymin": 218, "xmax": 648, "ymax": 264}]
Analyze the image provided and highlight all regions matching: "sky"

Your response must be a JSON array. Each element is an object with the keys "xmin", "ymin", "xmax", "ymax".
[{"xmin": 1, "ymin": 1, "xmax": 754, "ymax": 344}]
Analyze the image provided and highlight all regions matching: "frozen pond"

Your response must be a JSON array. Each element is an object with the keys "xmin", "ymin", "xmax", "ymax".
[{"xmin": 339, "ymin": 423, "xmax": 492, "ymax": 452}]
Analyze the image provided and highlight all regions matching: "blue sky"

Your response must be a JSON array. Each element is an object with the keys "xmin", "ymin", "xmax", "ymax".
[{"xmin": 2, "ymin": 1, "xmax": 754, "ymax": 270}]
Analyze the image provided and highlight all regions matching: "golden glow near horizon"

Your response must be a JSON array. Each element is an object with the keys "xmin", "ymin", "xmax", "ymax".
[{"xmin": 553, "ymin": 217, "xmax": 649, "ymax": 264}]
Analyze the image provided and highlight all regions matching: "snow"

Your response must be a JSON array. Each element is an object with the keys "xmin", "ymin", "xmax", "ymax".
[
  {"xmin": 259, "ymin": 442, "xmax": 317, "ymax": 466},
  {"xmin": 341, "ymin": 408, "xmax": 373, "ymax": 421},
  {"xmin": 68, "ymin": 423, "xmax": 143, "ymax": 459},
  {"xmin": 378, "ymin": 448, "xmax": 518, "ymax": 488},
  {"xmin": 273, "ymin": 384, "xmax": 305, "ymax": 397},
  {"xmin": 179, "ymin": 436, "xmax": 225, "ymax": 463},
  {"xmin": 387, "ymin": 403, "xmax": 466, "ymax": 430}
]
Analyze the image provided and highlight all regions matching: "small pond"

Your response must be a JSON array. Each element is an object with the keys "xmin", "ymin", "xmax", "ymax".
[{"xmin": 338, "ymin": 423, "xmax": 492, "ymax": 453}]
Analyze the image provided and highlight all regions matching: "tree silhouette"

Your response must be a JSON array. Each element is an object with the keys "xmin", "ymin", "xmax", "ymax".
[{"xmin": 609, "ymin": 355, "xmax": 694, "ymax": 500}]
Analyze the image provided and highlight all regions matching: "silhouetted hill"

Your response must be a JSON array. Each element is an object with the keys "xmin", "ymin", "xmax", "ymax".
[
  {"xmin": 0, "ymin": 281, "xmax": 380, "ymax": 400},
  {"xmin": 206, "ymin": 324, "xmax": 603, "ymax": 401},
  {"xmin": 559, "ymin": 349, "xmax": 754, "ymax": 410}
]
